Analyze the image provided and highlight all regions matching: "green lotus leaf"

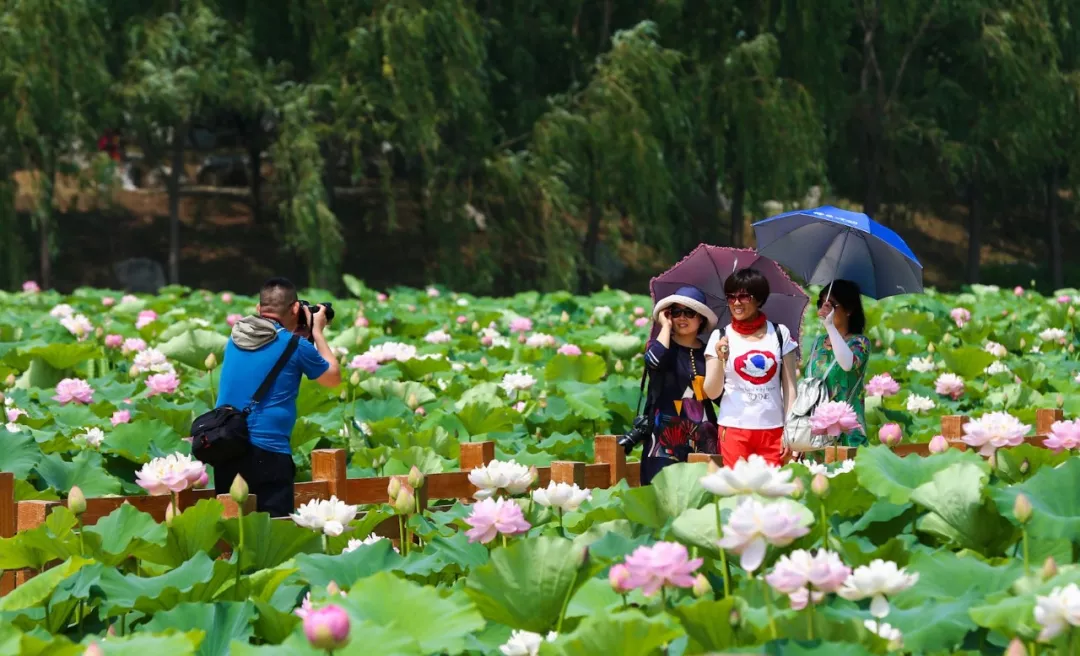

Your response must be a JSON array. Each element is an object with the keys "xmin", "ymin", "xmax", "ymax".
[
  {"xmin": 340, "ymin": 571, "xmax": 484, "ymax": 654},
  {"xmin": 0, "ymin": 506, "xmax": 81, "ymax": 569},
  {"xmin": 251, "ymin": 598, "xmax": 300, "ymax": 645},
  {"xmin": 95, "ymin": 553, "xmax": 234, "ymax": 615},
  {"xmin": 222, "ymin": 513, "xmax": 323, "ymax": 572},
  {"xmin": 394, "ymin": 532, "xmax": 489, "ymax": 578},
  {"xmin": 455, "ymin": 402, "xmax": 516, "ymax": 437},
  {"xmin": 911, "ymin": 462, "xmax": 1017, "ymax": 553},
  {"xmin": 455, "ymin": 382, "xmax": 504, "ymax": 410},
  {"xmin": 0, "ymin": 430, "xmax": 41, "ymax": 478},
  {"xmin": 670, "ymin": 597, "xmax": 737, "ymax": 652},
  {"xmin": 855, "ymin": 445, "xmax": 989, "ymax": 505},
  {"xmin": 466, "ymin": 536, "xmax": 590, "ymax": 632},
  {"xmin": 103, "ymin": 419, "xmax": 186, "ymax": 464},
  {"xmin": 142, "ymin": 601, "xmax": 255, "ymax": 656},
  {"xmin": 34, "ymin": 450, "xmax": 123, "ymax": 496},
  {"xmin": 138, "ymin": 499, "xmax": 225, "ymax": 567},
  {"xmin": 595, "ymin": 333, "xmax": 643, "ymax": 359},
  {"xmin": 556, "ymin": 382, "xmax": 610, "ymax": 422},
  {"xmin": 156, "ymin": 329, "xmax": 228, "ymax": 369},
  {"xmin": 0, "ymin": 556, "xmax": 92, "ymax": 612},
  {"xmin": 620, "ymin": 462, "xmax": 709, "ymax": 530},
  {"xmin": 295, "ymin": 538, "xmax": 402, "ymax": 589},
  {"xmin": 85, "ymin": 503, "xmax": 169, "ymax": 566},
  {"xmin": 87, "ymin": 632, "xmax": 204, "ymax": 656},
  {"xmin": 992, "ymin": 456, "xmax": 1080, "ymax": 541},
  {"xmin": 544, "ymin": 354, "xmax": 607, "ymax": 384},
  {"xmin": 543, "ymin": 609, "xmax": 682, "ymax": 656}
]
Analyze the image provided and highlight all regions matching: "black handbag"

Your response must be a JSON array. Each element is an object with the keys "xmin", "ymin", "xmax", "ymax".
[{"xmin": 191, "ymin": 334, "xmax": 300, "ymax": 467}]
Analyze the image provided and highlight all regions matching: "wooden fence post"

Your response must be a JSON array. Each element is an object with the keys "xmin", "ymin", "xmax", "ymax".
[
  {"xmin": 1036, "ymin": 408, "xmax": 1064, "ymax": 436},
  {"xmin": 688, "ymin": 453, "xmax": 723, "ymax": 467},
  {"xmin": 941, "ymin": 415, "xmax": 969, "ymax": 440},
  {"xmin": 593, "ymin": 436, "xmax": 626, "ymax": 487},
  {"xmin": 460, "ymin": 442, "xmax": 495, "ymax": 471},
  {"xmin": 216, "ymin": 494, "xmax": 257, "ymax": 520},
  {"xmin": 312, "ymin": 449, "xmax": 347, "ymax": 500},
  {"xmin": 15, "ymin": 501, "xmax": 59, "ymax": 586},
  {"xmin": 0, "ymin": 473, "xmax": 13, "ymax": 595},
  {"xmin": 550, "ymin": 461, "xmax": 586, "ymax": 487}
]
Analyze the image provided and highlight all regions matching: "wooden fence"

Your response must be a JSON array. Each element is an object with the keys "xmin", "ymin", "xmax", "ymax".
[{"xmin": 0, "ymin": 408, "xmax": 1068, "ymax": 595}]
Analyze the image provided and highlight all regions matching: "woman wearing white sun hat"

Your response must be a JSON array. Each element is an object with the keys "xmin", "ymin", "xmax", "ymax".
[{"xmin": 637, "ymin": 285, "xmax": 722, "ymax": 485}]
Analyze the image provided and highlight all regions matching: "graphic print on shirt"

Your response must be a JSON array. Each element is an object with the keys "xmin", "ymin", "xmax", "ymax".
[{"xmin": 734, "ymin": 350, "xmax": 778, "ymax": 385}]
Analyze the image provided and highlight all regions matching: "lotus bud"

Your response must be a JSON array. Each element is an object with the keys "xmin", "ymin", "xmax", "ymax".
[
  {"xmin": 196, "ymin": 470, "xmax": 209, "ymax": 488},
  {"xmin": 1070, "ymin": 344, "xmax": 1076, "ymax": 354},
  {"xmin": 406, "ymin": 393, "xmax": 418, "ymax": 409},
  {"xmin": 230, "ymin": 474, "xmax": 249, "ymax": 505},
  {"xmin": 84, "ymin": 642, "xmax": 104, "ymax": 656},
  {"xmin": 339, "ymin": 389, "xmax": 348, "ymax": 401},
  {"xmin": 729, "ymin": 609, "xmax": 740, "ymax": 626},
  {"xmin": 874, "ymin": 339, "xmax": 882, "ymax": 348},
  {"xmin": 1042, "ymin": 556, "xmax": 1058, "ymax": 580},
  {"xmin": 165, "ymin": 500, "xmax": 176, "ymax": 526},
  {"xmin": 303, "ymin": 604, "xmax": 351, "ymax": 651},
  {"xmin": 4, "ymin": 374, "xmax": 14, "ymax": 387},
  {"xmin": 1071, "ymin": 306, "xmax": 1077, "ymax": 317},
  {"xmin": 387, "ymin": 477, "xmax": 402, "ymax": 501},
  {"xmin": 204, "ymin": 353, "xmax": 217, "ymax": 370},
  {"xmin": 529, "ymin": 465, "xmax": 539, "ymax": 486},
  {"xmin": 879, "ymin": 423, "xmax": 902, "ymax": 447},
  {"xmin": 615, "ymin": 360, "xmax": 625, "ymax": 373},
  {"xmin": 69, "ymin": 486, "xmax": 87, "ymax": 516},
  {"xmin": 1058, "ymin": 394, "xmax": 1065, "ymax": 408},
  {"xmin": 1020, "ymin": 458, "xmax": 1030, "ymax": 475},
  {"xmin": 1020, "ymin": 338, "xmax": 1027, "ymax": 349},
  {"xmin": 326, "ymin": 580, "xmax": 342, "ymax": 596},
  {"xmin": 408, "ymin": 465, "xmax": 425, "ymax": 489},
  {"xmin": 107, "ymin": 624, "xmax": 117, "ymax": 637},
  {"xmin": 95, "ymin": 327, "xmax": 104, "ymax": 339},
  {"xmin": 1004, "ymin": 638, "xmax": 1026, "ymax": 656},
  {"xmin": 480, "ymin": 357, "xmax": 488, "ymax": 367},
  {"xmin": 790, "ymin": 477, "xmax": 805, "ymax": 499},
  {"xmin": 811, "ymin": 474, "xmax": 829, "ymax": 498},
  {"xmin": 609, "ymin": 563, "xmax": 632, "ymax": 593},
  {"xmin": 928, "ymin": 435, "xmax": 948, "ymax": 454},
  {"xmin": 927, "ymin": 342, "xmax": 935, "ymax": 353},
  {"xmin": 393, "ymin": 487, "xmax": 415, "ymax": 515},
  {"xmin": 692, "ymin": 574, "xmax": 712, "ymax": 598},
  {"xmin": 349, "ymin": 371, "xmax": 361, "ymax": 386},
  {"xmin": 1014, "ymin": 494, "xmax": 1033, "ymax": 524},
  {"xmin": 886, "ymin": 348, "xmax": 895, "ymax": 357},
  {"xmin": 471, "ymin": 321, "xmax": 480, "ymax": 332}
]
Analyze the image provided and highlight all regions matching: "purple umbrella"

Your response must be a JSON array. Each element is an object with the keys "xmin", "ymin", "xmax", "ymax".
[{"xmin": 650, "ymin": 245, "xmax": 810, "ymax": 346}]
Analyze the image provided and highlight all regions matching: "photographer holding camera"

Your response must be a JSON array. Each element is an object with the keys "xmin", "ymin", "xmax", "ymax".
[{"xmin": 212, "ymin": 277, "xmax": 342, "ymax": 516}]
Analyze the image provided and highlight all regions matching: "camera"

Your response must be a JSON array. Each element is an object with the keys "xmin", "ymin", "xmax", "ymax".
[
  {"xmin": 617, "ymin": 415, "xmax": 652, "ymax": 455},
  {"xmin": 296, "ymin": 300, "xmax": 335, "ymax": 339}
]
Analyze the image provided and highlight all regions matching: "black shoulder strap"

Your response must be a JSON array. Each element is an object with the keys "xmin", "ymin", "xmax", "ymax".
[
  {"xmin": 249, "ymin": 333, "xmax": 301, "ymax": 408},
  {"xmin": 771, "ymin": 322, "xmax": 783, "ymax": 381}
]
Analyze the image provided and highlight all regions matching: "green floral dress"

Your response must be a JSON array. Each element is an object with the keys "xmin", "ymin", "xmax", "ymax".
[{"xmin": 804, "ymin": 334, "xmax": 871, "ymax": 447}]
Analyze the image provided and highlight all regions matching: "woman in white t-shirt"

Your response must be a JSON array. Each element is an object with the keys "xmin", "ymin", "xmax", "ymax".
[{"xmin": 703, "ymin": 268, "xmax": 798, "ymax": 467}]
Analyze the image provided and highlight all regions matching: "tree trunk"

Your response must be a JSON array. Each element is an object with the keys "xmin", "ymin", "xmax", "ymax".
[
  {"xmin": 966, "ymin": 181, "xmax": 981, "ymax": 285},
  {"xmin": 730, "ymin": 168, "xmax": 746, "ymax": 247},
  {"xmin": 249, "ymin": 141, "xmax": 262, "ymax": 225},
  {"xmin": 167, "ymin": 122, "xmax": 185, "ymax": 285},
  {"xmin": 38, "ymin": 148, "xmax": 56, "ymax": 289},
  {"xmin": 1047, "ymin": 166, "xmax": 1063, "ymax": 290}
]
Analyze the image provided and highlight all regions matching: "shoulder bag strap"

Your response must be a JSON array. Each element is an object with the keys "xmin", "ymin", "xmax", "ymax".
[
  {"xmin": 634, "ymin": 366, "xmax": 650, "ymax": 415},
  {"xmin": 247, "ymin": 333, "xmax": 301, "ymax": 411}
]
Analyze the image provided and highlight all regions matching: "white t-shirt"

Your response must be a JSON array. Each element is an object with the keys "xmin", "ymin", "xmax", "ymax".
[{"xmin": 706, "ymin": 323, "xmax": 798, "ymax": 429}]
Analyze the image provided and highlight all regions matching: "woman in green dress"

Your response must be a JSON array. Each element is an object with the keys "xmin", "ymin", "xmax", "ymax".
[{"xmin": 805, "ymin": 279, "xmax": 871, "ymax": 447}]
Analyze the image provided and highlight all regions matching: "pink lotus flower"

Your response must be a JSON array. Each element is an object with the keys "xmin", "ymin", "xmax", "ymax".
[
  {"xmin": 146, "ymin": 372, "xmax": 180, "ymax": 396},
  {"xmin": 809, "ymin": 401, "xmax": 861, "ymax": 437},
  {"xmin": 377, "ymin": 293, "xmax": 388, "ymax": 302},
  {"xmin": 135, "ymin": 310, "xmax": 158, "ymax": 329},
  {"xmin": 61, "ymin": 315, "xmax": 94, "ymax": 341},
  {"xmin": 111, "ymin": 410, "xmax": 131, "ymax": 426},
  {"xmin": 464, "ymin": 498, "xmax": 531, "ymax": 544},
  {"xmin": 865, "ymin": 373, "xmax": 900, "ymax": 397},
  {"xmin": 121, "ymin": 294, "xmax": 138, "ymax": 304},
  {"xmin": 303, "ymin": 604, "xmax": 351, "ymax": 650},
  {"xmin": 934, "ymin": 373, "xmax": 965, "ymax": 400},
  {"xmin": 426, "ymin": 287, "xmax": 440, "ymax": 298},
  {"xmin": 354, "ymin": 315, "xmax": 369, "ymax": 328},
  {"xmin": 514, "ymin": 401, "xmax": 527, "ymax": 413},
  {"xmin": 928, "ymin": 435, "xmax": 949, "ymax": 454},
  {"xmin": 102, "ymin": 296, "xmax": 116, "ymax": 307},
  {"xmin": 1045, "ymin": 420, "xmax": 1080, "ymax": 452},
  {"xmin": 6, "ymin": 408, "xmax": 26, "ymax": 422},
  {"xmin": 557, "ymin": 344, "xmax": 582, "ymax": 357},
  {"xmin": 789, "ymin": 587, "xmax": 826, "ymax": 610},
  {"xmin": 226, "ymin": 314, "xmax": 242, "ymax": 327},
  {"xmin": 1014, "ymin": 286, "xmax": 1025, "ymax": 296},
  {"xmin": 878, "ymin": 423, "xmax": 902, "ymax": 447},
  {"xmin": 54, "ymin": 378, "xmax": 94, "ymax": 405},
  {"xmin": 347, "ymin": 354, "xmax": 379, "ymax": 373},
  {"xmin": 717, "ymin": 499, "xmax": 811, "ymax": 571},
  {"xmin": 414, "ymin": 406, "xmax": 426, "ymax": 416},
  {"xmin": 1059, "ymin": 295, "xmax": 1073, "ymax": 305},
  {"xmin": 622, "ymin": 542, "xmax": 703, "ymax": 597},
  {"xmin": 634, "ymin": 307, "xmax": 645, "ymax": 316},
  {"xmin": 609, "ymin": 563, "xmax": 633, "ymax": 593},
  {"xmin": 22, "ymin": 280, "xmax": 40, "ymax": 293},
  {"xmin": 766, "ymin": 549, "xmax": 851, "ymax": 600},
  {"xmin": 135, "ymin": 453, "xmax": 206, "ymax": 495},
  {"xmin": 104, "ymin": 334, "xmax": 124, "ymax": 348},
  {"xmin": 961, "ymin": 411, "xmax": 1030, "ymax": 456},
  {"xmin": 634, "ymin": 317, "xmax": 649, "ymax": 328},
  {"xmin": 950, "ymin": 307, "xmax": 971, "ymax": 327},
  {"xmin": 122, "ymin": 337, "xmax": 147, "ymax": 354},
  {"xmin": 221, "ymin": 292, "xmax": 233, "ymax": 303},
  {"xmin": 457, "ymin": 315, "xmax": 468, "ymax": 324},
  {"xmin": 509, "ymin": 317, "xmax": 533, "ymax": 334}
]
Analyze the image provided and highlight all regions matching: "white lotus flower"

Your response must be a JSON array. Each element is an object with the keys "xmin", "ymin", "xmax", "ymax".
[
  {"xmin": 424, "ymin": 330, "xmax": 452, "ymax": 345},
  {"xmin": 1039, "ymin": 328, "xmax": 1068, "ymax": 343},
  {"xmin": 864, "ymin": 620, "xmax": 904, "ymax": 650},
  {"xmin": 5, "ymin": 422, "xmax": 22, "ymax": 433},
  {"xmin": 906, "ymin": 357, "xmax": 935, "ymax": 373},
  {"xmin": 806, "ymin": 459, "xmax": 855, "ymax": 479},
  {"xmin": 343, "ymin": 534, "xmax": 398, "ymax": 554},
  {"xmin": 532, "ymin": 481, "xmax": 591, "ymax": 512},
  {"xmin": 499, "ymin": 630, "xmax": 557, "ymax": 656},
  {"xmin": 905, "ymin": 394, "xmax": 936, "ymax": 414},
  {"xmin": 60, "ymin": 314, "xmax": 93, "ymax": 341},
  {"xmin": 716, "ymin": 498, "xmax": 811, "ymax": 572},
  {"xmin": 525, "ymin": 333, "xmax": 557, "ymax": 349},
  {"xmin": 50, "ymin": 303, "xmax": 74, "ymax": 319},
  {"xmin": 73, "ymin": 427, "xmax": 105, "ymax": 448},
  {"xmin": 985, "ymin": 341, "xmax": 1008, "ymax": 358},
  {"xmin": 291, "ymin": 496, "xmax": 359, "ymax": 536},
  {"xmin": 1035, "ymin": 583, "xmax": 1080, "ymax": 642},
  {"xmin": 500, "ymin": 372, "xmax": 537, "ymax": 395},
  {"xmin": 700, "ymin": 454, "xmax": 797, "ymax": 497},
  {"xmin": 838, "ymin": 559, "xmax": 919, "ymax": 617},
  {"xmin": 985, "ymin": 361, "xmax": 1010, "ymax": 376},
  {"xmin": 132, "ymin": 348, "xmax": 175, "ymax": 375},
  {"xmin": 593, "ymin": 306, "xmax": 613, "ymax": 319},
  {"xmin": 468, "ymin": 460, "xmax": 536, "ymax": 499}
]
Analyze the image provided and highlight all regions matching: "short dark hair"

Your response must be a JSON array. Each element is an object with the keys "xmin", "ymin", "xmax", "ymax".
[
  {"xmin": 260, "ymin": 277, "xmax": 298, "ymax": 316},
  {"xmin": 818, "ymin": 279, "xmax": 866, "ymax": 334},
  {"xmin": 724, "ymin": 268, "xmax": 770, "ymax": 307}
]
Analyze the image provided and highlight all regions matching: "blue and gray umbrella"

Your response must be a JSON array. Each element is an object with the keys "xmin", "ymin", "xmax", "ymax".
[{"xmin": 751, "ymin": 205, "xmax": 923, "ymax": 299}]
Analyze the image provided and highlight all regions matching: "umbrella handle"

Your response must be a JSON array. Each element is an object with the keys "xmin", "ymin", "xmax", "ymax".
[{"xmin": 823, "ymin": 229, "xmax": 851, "ymax": 304}]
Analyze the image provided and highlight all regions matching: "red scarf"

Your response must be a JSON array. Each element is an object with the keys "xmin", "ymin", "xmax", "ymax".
[{"xmin": 731, "ymin": 312, "xmax": 767, "ymax": 335}]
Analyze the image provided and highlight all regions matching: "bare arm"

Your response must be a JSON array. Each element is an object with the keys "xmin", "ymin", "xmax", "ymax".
[
  {"xmin": 781, "ymin": 352, "xmax": 798, "ymax": 417},
  {"xmin": 310, "ymin": 310, "xmax": 342, "ymax": 388},
  {"xmin": 702, "ymin": 331, "xmax": 727, "ymax": 400}
]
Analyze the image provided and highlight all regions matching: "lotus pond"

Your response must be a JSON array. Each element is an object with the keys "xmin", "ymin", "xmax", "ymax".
[{"xmin": 2, "ymin": 279, "xmax": 1080, "ymax": 655}]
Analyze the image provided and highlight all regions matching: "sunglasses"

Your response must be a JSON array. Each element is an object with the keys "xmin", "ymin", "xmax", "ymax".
[
  {"xmin": 817, "ymin": 299, "xmax": 841, "ymax": 309},
  {"xmin": 667, "ymin": 308, "xmax": 700, "ymax": 319},
  {"xmin": 727, "ymin": 293, "xmax": 754, "ymax": 305}
]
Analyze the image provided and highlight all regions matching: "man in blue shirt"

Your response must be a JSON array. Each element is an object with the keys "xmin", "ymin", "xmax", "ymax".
[{"xmin": 215, "ymin": 277, "xmax": 341, "ymax": 516}]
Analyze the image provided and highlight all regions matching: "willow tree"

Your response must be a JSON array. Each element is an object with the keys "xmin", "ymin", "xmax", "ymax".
[
  {"xmin": 122, "ymin": 1, "xmax": 259, "ymax": 285},
  {"xmin": 0, "ymin": 0, "xmax": 110, "ymax": 289},
  {"xmin": 531, "ymin": 21, "xmax": 694, "ymax": 292}
]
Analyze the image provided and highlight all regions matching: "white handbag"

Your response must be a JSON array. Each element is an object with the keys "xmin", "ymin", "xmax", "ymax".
[{"xmin": 783, "ymin": 340, "xmax": 864, "ymax": 452}]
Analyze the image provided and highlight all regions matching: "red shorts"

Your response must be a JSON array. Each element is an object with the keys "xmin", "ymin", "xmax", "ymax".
[{"xmin": 720, "ymin": 426, "xmax": 784, "ymax": 468}]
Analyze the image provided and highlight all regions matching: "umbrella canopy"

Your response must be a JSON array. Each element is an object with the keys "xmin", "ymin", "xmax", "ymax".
[
  {"xmin": 650, "ymin": 245, "xmax": 810, "ymax": 346},
  {"xmin": 751, "ymin": 205, "xmax": 923, "ymax": 299}
]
